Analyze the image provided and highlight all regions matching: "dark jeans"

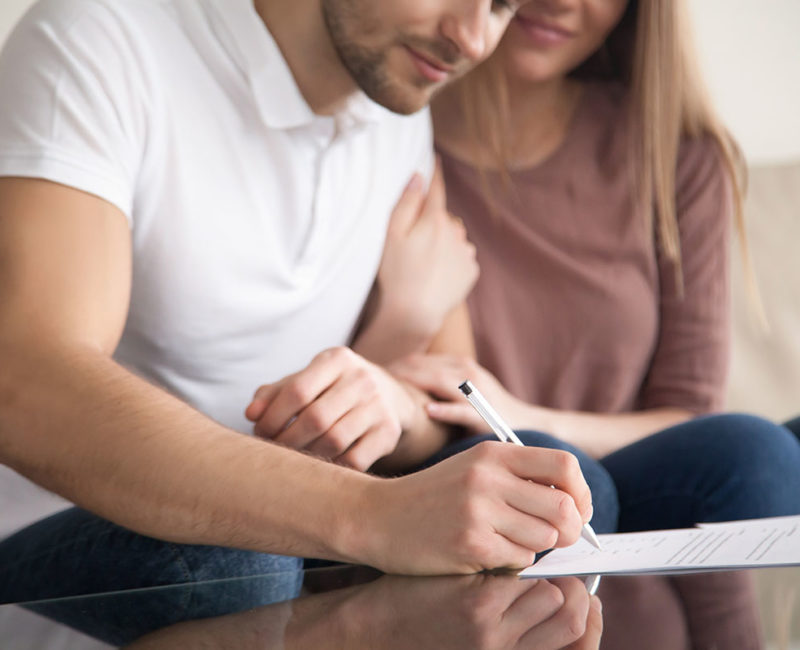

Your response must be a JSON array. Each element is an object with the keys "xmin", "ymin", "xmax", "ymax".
[
  {"xmin": 600, "ymin": 413, "xmax": 800, "ymax": 531},
  {"xmin": 0, "ymin": 509, "xmax": 304, "ymax": 644},
  {"xmin": 784, "ymin": 415, "xmax": 800, "ymax": 439}
]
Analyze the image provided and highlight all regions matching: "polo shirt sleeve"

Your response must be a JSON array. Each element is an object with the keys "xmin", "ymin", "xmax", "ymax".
[
  {"xmin": 638, "ymin": 136, "xmax": 732, "ymax": 414},
  {"xmin": 0, "ymin": 0, "xmax": 148, "ymax": 221}
]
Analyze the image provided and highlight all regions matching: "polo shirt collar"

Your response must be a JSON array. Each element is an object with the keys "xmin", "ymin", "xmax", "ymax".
[{"xmin": 202, "ymin": 0, "xmax": 389, "ymax": 131}]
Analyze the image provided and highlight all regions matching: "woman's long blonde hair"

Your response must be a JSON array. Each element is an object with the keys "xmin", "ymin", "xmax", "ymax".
[{"xmin": 452, "ymin": 0, "xmax": 754, "ymax": 300}]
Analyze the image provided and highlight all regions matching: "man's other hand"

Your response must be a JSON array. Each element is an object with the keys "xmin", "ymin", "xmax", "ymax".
[{"xmin": 245, "ymin": 347, "xmax": 415, "ymax": 471}]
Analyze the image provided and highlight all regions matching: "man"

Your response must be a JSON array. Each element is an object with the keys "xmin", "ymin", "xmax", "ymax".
[{"xmin": 0, "ymin": 0, "xmax": 603, "ymax": 602}]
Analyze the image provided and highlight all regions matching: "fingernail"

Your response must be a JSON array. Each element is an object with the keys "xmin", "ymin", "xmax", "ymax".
[
  {"xmin": 586, "ymin": 504, "xmax": 594, "ymax": 523},
  {"xmin": 591, "ymin": 595, "xmax": 603, "ymax": 613},
  {"xmin": 407, "ymin": 173, "xmax": 423, "ymax": 192},
  {"xmin": 426, "ymin": 402, "xmax": 440, "ymax": 414}
]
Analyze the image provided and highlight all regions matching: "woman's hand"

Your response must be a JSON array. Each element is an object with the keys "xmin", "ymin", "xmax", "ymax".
[
  {"xmin": 390, "ymin": 353, "xmax": 549, "ymax": 433},
  {"xmin": 353, "ymin": 161, "xmax": 479, "ymax": 364},
  {"xmin": 380, "ymin": 161, "xmax": 479, "ymax": 333},
  {"xmin": 391, "ymin": 354, "xmax": 695, "ymax": 459}
]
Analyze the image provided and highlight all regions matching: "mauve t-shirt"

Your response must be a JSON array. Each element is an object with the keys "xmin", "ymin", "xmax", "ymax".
[{"xmin": 438, "ymin": 81, "xmax": 730, "ymax": 414}]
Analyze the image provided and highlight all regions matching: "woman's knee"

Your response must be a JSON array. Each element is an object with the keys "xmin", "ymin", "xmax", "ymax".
[
  {"xmin": 666, "ymin": 413, "xmax": 800, "ymax": 519},
  {"xmin": 784, "ymin": 415, "xmax": 800, "ymax": 439}
]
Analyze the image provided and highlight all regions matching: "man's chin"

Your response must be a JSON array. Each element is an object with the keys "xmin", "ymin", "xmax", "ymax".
[{"xmin": 364, "ymin": 82, "xmax": 440, "ymax": 116}]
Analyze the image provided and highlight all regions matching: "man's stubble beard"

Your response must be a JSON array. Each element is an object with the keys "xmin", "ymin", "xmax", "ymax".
[{"xmin": 321, "ymin": 0, "xmax": 432, "ymax": 115}]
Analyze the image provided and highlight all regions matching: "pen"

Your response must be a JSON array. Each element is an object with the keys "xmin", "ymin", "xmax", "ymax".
[
  {"xmin": 458, "ymin": 380, "xmax": 602, "ymax": 551},
  {"xmin": 584, "ymin": 573, "xmax": 601, "ymax": 596}
]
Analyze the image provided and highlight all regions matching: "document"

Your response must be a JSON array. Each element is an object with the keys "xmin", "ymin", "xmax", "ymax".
[{"xmin": 520, "ymin": 514, "xmax": 800, "ymax": 578}]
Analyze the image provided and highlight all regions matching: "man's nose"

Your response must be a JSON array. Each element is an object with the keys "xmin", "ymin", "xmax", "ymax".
[{"xmin": 439, "ymin": 2, "xmax": 490, "ymax": 63}]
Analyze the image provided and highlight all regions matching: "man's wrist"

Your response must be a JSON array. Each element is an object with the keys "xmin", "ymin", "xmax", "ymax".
[{"xmin": 326, "ymin": 470, "xmax": 387, "ymax": 566}]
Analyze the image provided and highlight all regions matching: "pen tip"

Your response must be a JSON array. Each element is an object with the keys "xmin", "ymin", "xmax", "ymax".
[{"xmin": 582, "ymin": 524, "xmax": 602, "ymax": 550}]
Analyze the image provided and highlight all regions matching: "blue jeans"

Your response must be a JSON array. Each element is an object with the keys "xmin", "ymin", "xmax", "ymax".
[
  {"xmin": 0, "ymin": 507, "xmax": 303, "ymax": 644},
  {"xmin": 599, "ymin": 413, "xmax": 800, "ymax": 531},
  {"xmin": 784, "ymin": 415, "xmax": 800, "ymax": 440}
]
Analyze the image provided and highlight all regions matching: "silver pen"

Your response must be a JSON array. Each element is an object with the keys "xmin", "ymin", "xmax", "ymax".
[
  {"xmin": 584, "ymin": 573, "xmax": 601, "ymax": 596},
  {"xmin": 458, "ymin": 380, "xmax": 602, "ymax": 551}
]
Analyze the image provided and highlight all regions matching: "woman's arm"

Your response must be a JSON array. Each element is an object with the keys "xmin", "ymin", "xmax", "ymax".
[
  {"xmin": 518, "ymin": 406, "xmax": 693, "ymax": 459},
  {"xmin": 427, "ymin": 302, "xmax": 477, "ymax": 357},
  {"xmin": 347, "ymin": 163, "xmax": 480, "ymax": 469},
  {"xmin": 391, "ymin": 354, "xmax": 693, "ymax": 459},
  {"xmin": 352, "ymin": 163, "xmax": 478, "ymax": 365},
  {"xmin": 637, "ymin": 137, "xmax": 732, "ymax": 416},
  {"xmin": 393, "ymin": 138, "xmax": 734, "ymax": 460}
]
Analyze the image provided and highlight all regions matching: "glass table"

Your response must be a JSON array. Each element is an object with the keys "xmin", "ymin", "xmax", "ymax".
[{"xmin": 1, "ymin": 565, "xmax": 799, "ymax": 649}]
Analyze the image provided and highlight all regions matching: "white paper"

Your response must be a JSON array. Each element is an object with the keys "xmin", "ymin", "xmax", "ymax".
[{"xmin": 520, "ymin": 514, "xmax": 800, "ymax": 578}]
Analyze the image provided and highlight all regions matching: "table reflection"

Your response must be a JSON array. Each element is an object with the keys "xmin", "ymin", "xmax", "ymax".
[{"xmin": 20, "ymin": 568, "xmax": 602, "ymax": 649}]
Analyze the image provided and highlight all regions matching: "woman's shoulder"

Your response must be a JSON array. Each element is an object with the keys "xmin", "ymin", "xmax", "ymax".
[
  {"xmin": 675, "ymin": 132, "xmax": 731, "ymax": 208},
  {"xmin": 677, "ymin": 132, "xmax": 726, "ymax": 175}
]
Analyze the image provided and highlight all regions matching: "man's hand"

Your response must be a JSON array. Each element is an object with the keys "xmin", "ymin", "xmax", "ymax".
[
  {"xmin": 355, "ymin": 440, "xmax": 594, "ymax": 575},
  {"xmin": 125, "ymin": 572, "xmax": 602, "ymax": 650},
  {"xmin": 309, "ymin": 573, "xmax": 602, "ymax": 650},
  {"xmin": 245, "ymin": 347, "xmax": 417, "ymax": 471}
]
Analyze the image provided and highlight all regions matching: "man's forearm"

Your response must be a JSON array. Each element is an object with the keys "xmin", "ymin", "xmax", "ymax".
[{"xmin": 0, "ymin": 340, "xmax": 372, "ymax": 561}]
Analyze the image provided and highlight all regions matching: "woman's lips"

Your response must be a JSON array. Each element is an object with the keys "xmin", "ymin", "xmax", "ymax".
[
  {"xmin": 514, "ymin": 14, "xmax": 575, "ymax": 46},
  {"xmin": 404, "ymin": 45, "xmax": 452, "ymax": 83}
]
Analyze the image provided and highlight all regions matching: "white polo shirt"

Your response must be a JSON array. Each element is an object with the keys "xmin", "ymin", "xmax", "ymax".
[{"xmin": 0, "ymin": 0, "xmax": 433, "ymax": 538}]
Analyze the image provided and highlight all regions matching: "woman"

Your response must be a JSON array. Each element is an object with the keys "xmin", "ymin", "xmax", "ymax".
[
  {"xmin": 383, "ymin": 0, "xmax": 800, "ymax": 527},
  {"xmin": 367, "ymin": 0, "xmax": 800, "ymax": 648}
]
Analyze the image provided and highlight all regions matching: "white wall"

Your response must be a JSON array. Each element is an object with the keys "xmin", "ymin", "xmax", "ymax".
[
  {"xmin": 689, "ymin": 0, "xmax": 800, "ymax": 166},
  {"xmin": 0, "ymin": 0, "xmax": 799, "ymax": 164}
]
